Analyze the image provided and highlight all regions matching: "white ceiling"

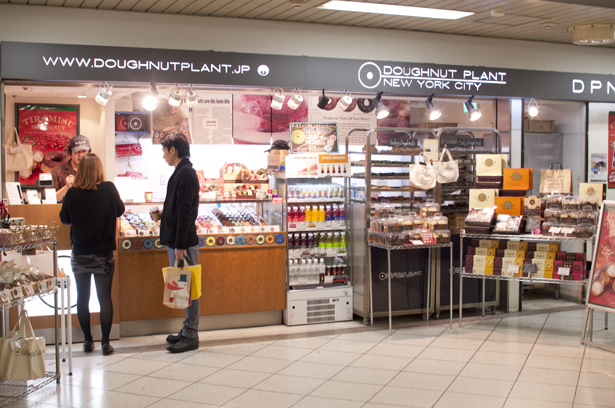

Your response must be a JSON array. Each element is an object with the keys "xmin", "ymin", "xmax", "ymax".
[{"xmin": 1, "ymin": 0, "xmax": 615, "ymax": 47}]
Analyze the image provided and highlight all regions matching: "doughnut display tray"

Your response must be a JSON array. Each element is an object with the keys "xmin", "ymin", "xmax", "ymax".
[{"xmin": 119, "ymin": 233, "xmax": 286, "ymax": 251}]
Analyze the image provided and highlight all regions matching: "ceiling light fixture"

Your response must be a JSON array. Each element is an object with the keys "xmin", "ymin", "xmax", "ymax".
[
  {"xmin": 290, "ymin": 0, "xmax": 305, "ymax": 9},
  {"xmin": 185, "ymin": 86, "xmax": 198, "ymax": 107},
  {"xmin": 318, "ymin": 0, "xmax": 473, "ymax": 20},
  {"xmin": 569, "ymin": 24, "xmax": 615, "ymax": 45},
  {"xmin": 287, "ymin": 88, "xmax": 304, "ymax": 110},
  {"xmin": 528, "ymin": 98, "xmax": 539, "ymax": 117},
  {"xmin": 339, "ymin": 91, "xmax": 353, "ymax": 111},
  {"xmin": 374, "ymin": 92, "xmax": 389, "ymax": 119},
  {"xmin": 142, "ymin": 84, "xmax": 159, "ymax": 111},
  {"xmin": 271, "ymin": 87, "xmax": 285, "ymax": 110},
  {"xmin": 317, "ymin": 90, "xmax": 331, "ymax": 110},
  {"xmin": 95, "ymin": 82, "xmax": 113, "ymax": 105},
  {"xmin": 425, "ymin": 94, "xmax": 441, "ymax": 120},
  {"xmin": 490, "ymin": 7, "xmax": 505, "ymax": 17},
  {"xmin": 169, "ymin": 86, "xmax": 183, "ymax": 107},
  {"xmin": 465, "ymin": 96, "xmax": 481, "ymax": 121}
]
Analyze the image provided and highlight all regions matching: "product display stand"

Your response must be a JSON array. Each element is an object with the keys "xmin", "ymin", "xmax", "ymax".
[
  {"xmin": 58, "ymin": 276, "xmax": 73, "ymax": 375},
  {"xmin": 0, "ymin": 239, "xmax": 60, "ymax": 408},
  {"xmin": 458, "ymin": 231, "xmax": 592, "ymax": 327},
  {"xmin": 368, "ymin": 241, "xmax": 454, "ymax": 331}
]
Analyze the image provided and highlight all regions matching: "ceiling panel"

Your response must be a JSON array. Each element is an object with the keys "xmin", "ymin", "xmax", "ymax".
[{"xmin": 2, "ymin": 0, "xmax": 614, "ymax": 47}]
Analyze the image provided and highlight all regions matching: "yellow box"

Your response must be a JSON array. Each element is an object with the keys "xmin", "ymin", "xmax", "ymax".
[
  {"xmin": 505, "ymin": 250, "xmax": 525, "ymax": 259},
  {"xmin": 546, "ymin": 252, "xmax": 556, "ymax": 261},
  {"xmin": 580, "ymin": 182, "xmax": 604, "ymax": 206},
  {"xmin": 534, "ymin": 251, "xmax": 548, "ymax": 260},
  {"xmin": 513, "ymin": 258, "xmax": 524, "ymax": 267},
  {"xmin": 507, "ymin": 241, "xmax": 520, "ymax": 250},
  {"xmin": 472, "ymin": 267, "xmax": 493, "ymax": 275},
  {"xmin": 490, "ymin": 240, "xmax": 500, "ymax": 249},
  {"xmin": 532, "ymin": 259, "xmax": 546, "ymax": 271},
  {"xmin": 545, "ymin": 259, "xmax": 554, "ymax": 271},
  {"xmin": 548, "ymin": 244, "xmax": 559, "ymax": 253},
  {"xmin": 544, "ymin": 271, "xmax": 553, "ymax": 279},
  {"xmin": 519, "ymin": 242, "xmax": 529, "ymax": 251},
  {"xmin": 495, "ymin": 197, "xmax": 524, "ymax": 216},
  {"xmin": 503, "ymin": 168, "xmax": 533, "ymax": 190}
]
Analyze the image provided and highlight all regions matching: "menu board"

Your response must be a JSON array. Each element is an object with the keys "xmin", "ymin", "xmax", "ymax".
[
  {"xmin": 289, "ymin": 123, "xmax": 338, "ymax": 153},
  {"xmin": 588, "ymin": 202, "xmax": 615, "ymax": 310}
]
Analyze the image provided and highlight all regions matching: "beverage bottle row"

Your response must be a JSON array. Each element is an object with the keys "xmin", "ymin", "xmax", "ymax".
[
  {"xmin": 289, "ymin": 231, "xmax": 347, "ymax": 251},
  {"xmin": 288, "ymin": 184, "xmax": 344, "ymax": 200},
  {"xmin": 288, "ymin": 258, "xmax": 349, "ymax": 286},
  {"xmin": 288, "ymin": 204, "xmax": 345, "ymax": 222}
]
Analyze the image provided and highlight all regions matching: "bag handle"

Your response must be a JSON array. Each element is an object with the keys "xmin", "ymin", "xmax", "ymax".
[
  {"xmin": 415, "ymin": 152, "xmax": 433, "ymax": 167},
  {"xmin": 13, "ymin": 309, "xmax": 36, "ymax": 339},
  {"xmin": 550, "ymin": 162, "xmax": 563, "ymax": 170},
  {"xmin": 438, "ymin": 148, "xmax": 454, "ymax": 163},
  {"xmin": 175, "ymin": 259, "xmax": 185, "ymax": 269},
  {"xmin": 6, "ymin": 128, "xmax": 21, "ymax": 148}
]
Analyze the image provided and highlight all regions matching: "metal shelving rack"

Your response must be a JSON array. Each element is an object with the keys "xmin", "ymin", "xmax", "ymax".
[
  {"xmin": 345, "ymin": 127, "xmax": 439, "ymax": 324},
  {"xmin": 368, "ymin": 241, "xmax": 454, "ymax": 331},
  {"xmin": 0, "ymin": 238, "xmax": 60, "ymax": 408},
  {"xmin": 457, "ymin": 231, "xmax": 593, "ymax": 326}
]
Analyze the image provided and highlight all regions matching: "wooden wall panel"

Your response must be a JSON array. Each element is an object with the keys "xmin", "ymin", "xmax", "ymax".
[{"xmin": 8, "ymin": 204, "xmax": 71, "ymax": 250}]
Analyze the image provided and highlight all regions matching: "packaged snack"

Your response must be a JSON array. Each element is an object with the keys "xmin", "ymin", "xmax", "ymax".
[
  {"xmin": 524, "ymin": 196, "xmax": 541, "ymax": 217},
  {"xmin": 374, "ymin": 204, "xmax": 395, "ymax": 218},
  {"xmin": 562, "ymin": 196, "xmax": 580, "ymax": 211},
  {"xmin": 493, "ymin": 215, "xmax": 523, "ymax": 234},
  {"xmin": 560, "ymin": 210, "xmax": 579, "ymax": 225},
  {"xmin": 545, "ymin": 194, "xmax": 564, "ymax": 209},
  {"xmin": 541, "ymin": 222, "xmax": 560, "ymax": 237},
  {"xmin": 420, "ymin": 202, "xmax": 441, "ymax": 218},
  {"xmin": 434, "ymin": 230, "xmax": 451, "ymax": 243},
  {"xmin": 400, "ymin": 215, "xmax": 415, "ymax": 231},
  {"xmin": 385, "ymin": 233, "xmax": 405, "ymax": 246},
  {"xmin": 579, "ymin": 210, "xmax": 599, "ymax": 225},
  {"xmin": 413, "ymin": 218, "xmax": 426, "ymax": 230},
  {"xmin": 464, "ymin": 207, "xmax": 496, "ymax": 227},
  {"xmin": 384, "ymin": 218, "xmax": 404, "ymax": 233},
  {"xmin": 544, "ymin": 208, "xmax": 561, "ymax": 224},
  {"xmin": 427, "ymin": 214, "xmax": 448, "ymax": 231},
  {"xmin": 580, "ymin": 195, "xmax": 599, "ymax": 211},
  {"xmin": 525, "ymin": 216, "xmax": 542, "ymax": 234},
  {"xmin": 576, "ymin": 225, "xmax": 595, "ymax": 239}
]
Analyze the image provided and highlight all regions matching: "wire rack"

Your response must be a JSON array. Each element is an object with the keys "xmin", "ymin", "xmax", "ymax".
[
  {"xmin": 369, "ymin": 242, "xmax": 453, "ymax": 250},
  {"xmin": 0, "ymin": 286, "xmax": 59, "ymax": 312},
  {"xmin": 0, "ymin": 372, "xmax": 59, "ymax": 408},
  {"xmin": 460, "ymin": 272, "xmax": 588, "ymax": 285},
  {"xmin": 461, "ymin": 231, "xmax": 595, "ymax": 242}
]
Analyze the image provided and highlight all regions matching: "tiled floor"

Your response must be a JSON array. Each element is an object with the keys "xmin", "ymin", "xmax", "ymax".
[{"xmin": 6, "ymin": 302, "xmax": 615, "ymax": 408}]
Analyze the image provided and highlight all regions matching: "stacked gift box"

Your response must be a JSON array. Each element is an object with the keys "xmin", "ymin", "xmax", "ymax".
[{"xmin": 463, "ymin": 238, "xmax": 587, "ymax": 280}]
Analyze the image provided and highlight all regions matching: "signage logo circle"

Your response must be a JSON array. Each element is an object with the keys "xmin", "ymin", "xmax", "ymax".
[
  {"xmin": 587, "ymin": 188, "xmax": 595, "ymax": 195},
  {"xmin": 478, "ymin": 193, "xmax": 487, "ymax": 202},
  {"xmin": 257, "ymin": 65, "xmax": 270, "ymax": 76},
  {"xmin": 512, "ymin": 172, "xmax": 521, "ymax": 180},
  {"xmin": 485, "ymin": 158, "xmax": 494, "ymax": 167},
  {"xmin": 358, "ymin": 62, "xmax": 382, "ymax": 89},
  {"xmin": 504, "ymin": 201, "xmax": 513, "ymax": 209}
]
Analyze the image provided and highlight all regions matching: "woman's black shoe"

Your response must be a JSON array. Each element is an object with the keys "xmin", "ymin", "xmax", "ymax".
[
  {"xmin": 83, "ymin": 341, "xmax": 94, "ymax": 352},
  {"xmin": 102, "ymin": 343, "xmax": 114, "ymax": 356}
]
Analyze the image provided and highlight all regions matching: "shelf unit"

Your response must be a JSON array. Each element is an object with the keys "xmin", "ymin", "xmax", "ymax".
[
  {"xmin": 457, "ymin": 231, "xmax": 593, "ymax": 326},
  {"xmin": 346, "ymin": 127, "xmax": 440, "ymax": 324},
  {"xmin": 0, "ymin": 238, "xmax": 60, "ymax": 408}
]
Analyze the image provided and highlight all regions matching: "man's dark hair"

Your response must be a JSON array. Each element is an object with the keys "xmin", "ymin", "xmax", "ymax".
[{"xmin": 161, "ymin": 133, "xmax": 190, "ymax": 158}]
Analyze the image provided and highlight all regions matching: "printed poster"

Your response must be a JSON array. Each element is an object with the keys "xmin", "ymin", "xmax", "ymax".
[
  {"xmin": 187, "ymin": 94, "xmax": 232, "ymax": 144},
  {"xmin": 307, "ymin": 97, "xmax": 377, "ymax": 146},
  {"xmin": 588, "ymin": 202, "xmax": 615, "ymax": 309},
  {"xmin": 608, "ymin": 112, "xmax": 615, "ymax": 188},
  {"xmin": 290, "ymin": 123, "xmax": 338, "ymax": 153},
  {"xmin": 15, "ymin": 105, "xmax": 79, "ymax": 186},
  {"xmin": 591, "ymin": 153, "xmax": 607, "ymax": 182}
]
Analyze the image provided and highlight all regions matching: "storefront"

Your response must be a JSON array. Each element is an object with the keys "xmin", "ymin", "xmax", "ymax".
[{"xmin": 2, "ymin": 28, "xmax": 615, "ymax": 340}]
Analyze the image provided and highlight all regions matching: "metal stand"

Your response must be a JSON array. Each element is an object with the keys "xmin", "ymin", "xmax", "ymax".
[{"xmin": 368, "ymin": 242, "xmax": 453, "ymax": 332}]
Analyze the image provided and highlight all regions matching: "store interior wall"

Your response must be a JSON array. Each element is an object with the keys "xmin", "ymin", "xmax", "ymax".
[{"xmin": 1, "ymin": 4, "xmax": 615, "ymax": 76}]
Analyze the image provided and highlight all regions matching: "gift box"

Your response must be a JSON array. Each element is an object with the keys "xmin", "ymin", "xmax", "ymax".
[
  {"xmin": 579, "ymin": 183, "xmax": 604, "ymax": 206},
  {"xmin": 499, "ymin": 190, "xmax": 527, "ymax": 197},
  {"xmin": 545, "ymin": 259, "xmax": 554, "ymax": 271},
  {"xmin": 534, "ymin": 251, "xmax": 548, "ymax": 260},
  {"xmin": 496, "ymin": 249, "xmax": 506, "ymax": 257},
  {"xmin": 572, "ymin": 261, "xmax": 584, "ymax": 276},
  {"xmin": 556, "ymin": 252, "xmax": 566, "ymax": 261},
  {"xmin": 474, "ymin": 255, "xmax": 495, "ymax": 268},
  {"xmin": 470, "ymin": 189, "xmax": 497, "ymax": 209},
  {"xmin": 476, "ymin": 155, "xmax": 504, "ymax": 176},
  {"xmin": 532, "ymin": 259, "xmax": 546, "ymax": 271},
  {"xmin": 527, "ymin": 243, "xmax": 537, "ymax": 251},
  {"xmin": 575, "ymin": 253, "xmax": 586, "ymax": 264},
  {"xmin": 505, "ymin": 250, "xmax": 525, "ymax": 259},
  {"xmin": 525, "ymin": 251, "xmax": 535, "ymax": 259},
  {"xmin": 465, "ymin": 255, "xmax": 474, "ymax": 266},
  {"xmin": 507, "ymin": 241, "xmax": 521, "ymax": 250},
  {"xmin": 544, "ymin": 271, "xmax": 553, "ymax": 279},
  {"xmin": 494, "ymin": 257, "xmax": 503, "ymax": 268},
  {"xmin": 499, "ymin": 240, "xmax": 509, "ymax": 249},
  {"xmin": 503, "ymin": 168, "xmax": 533, "ymax": 191},
  {"xmin": 467, "ymin": 247, "xmax": 476, "ymax": 256},
  {"xmin": 524, "ymin": 195, "xmax": 541, "ymax": 217}
]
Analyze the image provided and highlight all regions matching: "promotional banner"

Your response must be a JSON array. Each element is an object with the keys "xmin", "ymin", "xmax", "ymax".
[
  {"xmin": 15, "ymin": 105, "xmax": 79, "ymax": 186},
  {"xmin": 609, "ymin": 112, "xmax": 615, "ymax": 188},
  {"xmin": 290, "ymin": 123, "xmax": 338, "ymax": 153},
  {"xmin": 588, "ymin": 203, "xmax": 615, "ymax": 309},
  {"xmin": 591, "ymin": 153, "xmax": 607, "ymax": 182}
]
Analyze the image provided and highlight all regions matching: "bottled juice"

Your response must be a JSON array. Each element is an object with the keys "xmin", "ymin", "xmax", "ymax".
[
  {"xmin": 319, "ymin": 205, "xmax": 326, "ymax": 222},
  {"xmin": 298, "ymin": 206, "xmax": 305, "ymax": 222},
  {"xmin": 307, "ymin": 232, "xmax": 314, "ymax": 249},
  {"xmin": 326, "ymin": 232, "xmax": 334, "ymax": 248},
  {"xmin": 333, "ymin": 232, "xmax": 340, "ymax": 248},
  {"xmin": 305, "ymin": 205, "xmax": 311, "ymax": 222},
  {"xmin": 332, "ymin": 204, "xmax": 339, "ymax": 221},
  {"xmin": 339, "ymin": 205, "xmax": 345, "ymax": 222},
  {"xmin": 300, "ymin": 233, "xmax": 307, "ymax": 249},
  {"xmin": 287, "ymin": 206, "xmax": 293, "ymax": 222},
  {"xmin": 318, "ymin": 232, "xmax": 326, "ymax": 252},
  {"xmin": 325, "ymin": 205, "xmax": 332, "ymax": 221},
  {"xmin": 340, "ymin": 232, "xmax": 346, "ymax": 249}
]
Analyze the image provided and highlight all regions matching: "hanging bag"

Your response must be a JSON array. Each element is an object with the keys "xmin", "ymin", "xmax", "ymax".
[
  {"xmin": 162, "ymin": 260, "xmax": 202, "ymax": 309},
  {"xmin": 540, "ymin": 162, "xmax": 573, "ymax": 194},
  {"xmin": 433, "ymin": 148, "xmax": 459, "ymax": 184},
  {"xmin": 0, "ymin": 309, "xmax": 46, "ymax": 381},
  {"xmin": 409, "ymin": 152, "xmax": 437, "ymax": 190},
  {"xmin": 5, "ymin": 128, "xmax": 34, "ymax": 172}
]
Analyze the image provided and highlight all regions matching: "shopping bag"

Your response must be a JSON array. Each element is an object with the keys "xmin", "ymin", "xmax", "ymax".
[
  {"xmin": 115, "ymin": 143, "xmax": 143, "ymax": 157},
  {"xmin": 540, "ymin": 162, "xmax": 572, "ymax": 194},
  {"xmin": 6, "ymin": 128, "xmax": 34, "ymax": 172},
  {"xmin": 409, "ymin": 153, "xmax": 437, "ymax": 190},
  {"xmin": 0, "ymin": 309, "xmax": 46, "ymax": 381},
  {"xmin": 162, "ymin": 261, "xmax": 202, "ymax": 309},
  {"xmin": 433, "ymin": 148, "xmax": 459, "ymax": 184}
]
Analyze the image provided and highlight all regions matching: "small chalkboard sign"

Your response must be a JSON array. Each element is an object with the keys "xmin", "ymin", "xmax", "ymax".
[
  {"xmin": 456, "ymin": 138, "xmax": 484, "ymax": 147},
  {"xmin": 523, "ymin": 263, "xmax": 538, "ymax": 275},
  {"xmin": 388, "ymin": 138, "xmax": 418, "ymax": 148}
]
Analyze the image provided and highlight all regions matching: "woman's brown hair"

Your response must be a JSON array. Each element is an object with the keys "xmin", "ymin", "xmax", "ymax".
[{"xmin": 74, "ymin": 153, "xmax": 105, "ymax": 191}]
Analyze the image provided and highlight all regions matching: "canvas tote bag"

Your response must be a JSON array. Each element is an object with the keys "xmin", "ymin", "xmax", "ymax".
[
  {"xmin": 409, "ymin": 153, "xmax": 437, "ymax": 190},
  {"xmin": 433, "ymin": 148, "xmax": 459, "ymax": 184},
  {"xmin": 540, "ymin": 162, "xmax": 573, "ymax": 194},
  {"xmin": 5, "ymin": 128, "xmax": 34, "ymax": 172},
  {"xmin": 0, "ymin": 309, "xmax": 46, "ymax": 381}
]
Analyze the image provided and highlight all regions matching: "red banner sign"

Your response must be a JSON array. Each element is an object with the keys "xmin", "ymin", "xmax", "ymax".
[{"xmin": 608, "ymin": 112, "xmax": 615, "ymax": 188}]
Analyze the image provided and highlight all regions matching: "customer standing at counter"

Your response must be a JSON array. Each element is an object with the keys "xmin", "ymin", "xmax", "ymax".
[
  {"xmin": 59, "ymin": 153, "xmax": 124, "ymax": 356},
  {"xmin": 160, "ymin": 133, "xmax": 200, "ymax": 353},
  {"xmin": 52, "ymin": 135, "xmax": 91, "ymax": 202}
]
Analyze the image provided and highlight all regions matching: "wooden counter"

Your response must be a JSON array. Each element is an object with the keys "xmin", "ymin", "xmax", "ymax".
[
  {"xmin": 8, "ymin": 204, "xmax": 71, "ymax": 250},
  {"xmin": 118, "ymin": 242, "xmax": 287, "ymax": 321}
]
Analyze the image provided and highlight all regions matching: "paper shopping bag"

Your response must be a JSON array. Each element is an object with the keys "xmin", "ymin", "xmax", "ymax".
[
  {"xmin": 0, "ymin": 309, "xmax": 46, "ymax": 381},
  {"xmin": 162, "ymin": 263, "xmax": 202, "ymax": 309},
  {"xmin": 540, "ymin": 163, "xmax": 572, "ymax": 194}
]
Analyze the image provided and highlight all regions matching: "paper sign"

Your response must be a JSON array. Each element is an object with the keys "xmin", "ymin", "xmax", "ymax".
[
  {"xmin": 5, "ymin": 182, "xmax": 23, "ymax": 205},
  {"xmin": 561, "ymin": 227, "xmax": 575, "ymax": 235},
  {"xmin": 420, "ymin": 233, "xmax": 435, "ymax": 245},
  {"xmin": 549, "ymin": 227, "xmax": 562, "ymax": 234},
  {"xmin": 26, "ymin": 189, "xmax": 41, "ymax": 204},
  {"xmin": 324, "ymin": 275, "xmax": 334, "ymax": 284},
  {"xmin": 558, "ymin": 267, "xmax": 571, "ymax": 276},
  {"xmin": 272, "ymin": 197, "xmax": 284, "ymax": 204},
  {"xmin": 44, "ymin": 188, "xmax": 57, "ymax": 204},
  {"xmin": 412, "ymin": 240, "xmax": 424, "ymax": 246},
  {"xmin": 504, "ymin": 264, "xmax": 519, "ymax": 277}
]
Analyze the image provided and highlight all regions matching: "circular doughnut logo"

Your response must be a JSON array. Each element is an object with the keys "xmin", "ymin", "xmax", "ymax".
[
  {"xmin": 236, "ymin": 236, "xmax": 246, "ymax": 246},
  {"xmin": 132, "ymin": 239, "xmax": 143, "ymax": 249},
  {"xmin": 143, "ymin": 239, "xmax": 154, "ymax": 249},
  {"xmin": 198, "ymin": 237, "xmax": 205, "ymax": 247},
  {"xmin": 257, "ymin": 65, "xmax": 270, "ymax": 76},
  {"xmin": 275, "ymin": 234, "xmax": 285, "ymax": 244},
  {"xmin": 154, "ymin": 239, "xmax": 163, "ymax": 249},
  {"xmin": 266, "ymin": 235, "xmax": 275, "ymax": 244},
  {"xmin": 358, "ymin": 62, "xmax": 382, "ymax": 89},
  {"xmin": 256, "ymin": 235, "xmax": 265, "ymax": 245},
  {"xmin": 379, "ymin": 272, "xmax": 387, "ymax": 280},
  {"xmin": 226, "ymin": 236, "xmax": 236, "ymax": 246},
  {"xmin": 121, "ymin": 240, "xmax": 132, "ymax": 250},
  {"xmin": 246, "ymin": 236, "xmax": 255, "ymax": 245},
  {"xmin": 206, "ymin": 236, "xmax": 216, "ymax": 247},
  {"xmin": 216, "ymin": 236, "xmax": 226, "ymax": 246}
]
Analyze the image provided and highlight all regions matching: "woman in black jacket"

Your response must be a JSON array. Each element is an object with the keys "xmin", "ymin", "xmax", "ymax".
[{"xmin": 59, "ymin": 153, "xmax": 125, "ymax": 356}]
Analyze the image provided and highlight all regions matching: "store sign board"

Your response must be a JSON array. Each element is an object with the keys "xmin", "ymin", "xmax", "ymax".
[
  {"xmin": 289, "ymin": 122, "xmax": 338, "ymax": 153},
  {"xmin": 4, "ymin": 41, "xmax": 615, "ymax": 102}
]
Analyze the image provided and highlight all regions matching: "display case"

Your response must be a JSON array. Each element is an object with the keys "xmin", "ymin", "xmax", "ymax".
[{"xmin": 346, "ymin": 127, "xmax": 439, "ymax": 324}]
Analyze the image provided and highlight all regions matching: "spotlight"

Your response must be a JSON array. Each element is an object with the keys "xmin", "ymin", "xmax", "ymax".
[
  {"xmin": 465, "ymin": 96, "xmax": 481, "ymax": 121},
  {"xmin": 339, "ymin": 91, "xmax": 352, "ymax": 110},
  {"xmin": 142, "ymin": 84, "xmax": 159, "ymax": 111},
  {"xmin": 425, "ymin": 94, "xmax": 441, "ymax": 120},
  {"xmin": 185, "ymin": 86, "xmax": 198, "ymax": 107},
  {"xmin": 317, "ymin": 90, "xmax": 330, "ymax": 110},
  {"xmin": 271, "ymin": 88, "xmax": 285, "ymax": 110},
  {"xmin": 95, "ymin": 82, "xmax": 112, "ymax": 106},
  {"xmin": 374, "ymin": 92, "xmax": 389, "ymax": 119},
  {"xmin": 528, "ymin": 98, "xmax": 539, "ymax": 117},
  {"xmin": 287, "ymin": 88, "xmax": 304, "ymax": 110},
  {"xmin": 169, "ymin": 86, "xmax": 182, "ymax": 107}
]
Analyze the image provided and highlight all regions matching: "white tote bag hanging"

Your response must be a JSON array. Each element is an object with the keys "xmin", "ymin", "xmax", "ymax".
[
  {"xmin": 433, "ymin": 148, "xmax": 459, "ymax": 184},
  {"xmin": 409, "ymin": 153, "xmax": 437, "ymax": 190}
]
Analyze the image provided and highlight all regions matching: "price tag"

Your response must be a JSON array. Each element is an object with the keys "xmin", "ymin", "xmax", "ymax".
[
  {"xmin": 420, "ymin": 233, "xmax": 435, "ymax": 245},
  {"xmin": 503, "ymin": 264, "xmax": 519, "ymax": 277},
  {"xmin": 272, "ymin": 197, "xmax": 284, "ymax": 204},
  {"xmin": 561, "ymin": 227, "xmax": 574, "ymax": 235},
  {"xmin": 324, "ymin": 221, "xmax": 332, "ymax": 228},
  {"xmin": 549, "ymin": 227, "xmax": 562, "ymax": 234},
  {"xmin": 412, "ymin": 240, "xmax": 424, "ymax": 246},
  {"xmin": 324, "ymin": 275, "xmax": 334, "ymax": 284},
  {"xmin": 558, "ymin": 267, "xmax": 571, "ymax": 276},
  {"xmin": 296, "ymin": 222, "xmax": 307, "ymax": 230}
]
